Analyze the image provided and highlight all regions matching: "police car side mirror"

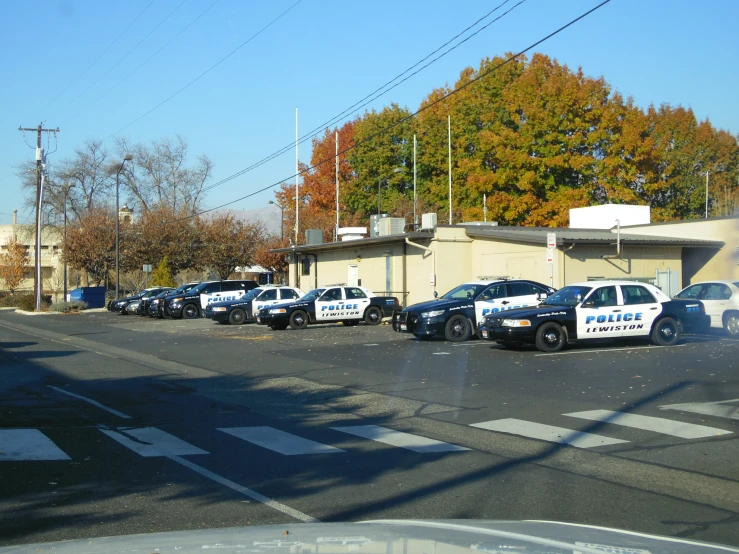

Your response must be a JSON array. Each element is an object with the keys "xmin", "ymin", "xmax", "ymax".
[
  {"xmin": 537, "ymin": 292, "xmax": 548, "ymax": 300},
  {"xmin": 581, "ymin": 300, "xmax": 596, "ymax": 309},
  {"xmin": 433, "ymin": 291, "xmax": 438, "ymax": 298}
]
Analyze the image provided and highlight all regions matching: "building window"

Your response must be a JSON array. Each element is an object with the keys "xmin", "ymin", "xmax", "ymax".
[{"xmin": 301, "ymin": 258, "xmax": 311, "ymax": 276}]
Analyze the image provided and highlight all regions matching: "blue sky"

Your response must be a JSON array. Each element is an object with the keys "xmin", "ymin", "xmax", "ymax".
[{"xmin": 1, "ymin": 0, "xmax": 738, "ymax": 226}]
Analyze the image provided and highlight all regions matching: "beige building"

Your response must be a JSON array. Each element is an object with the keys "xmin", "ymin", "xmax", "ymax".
[
  {"xmin": 275, "ymin": 215, "xmax": 735, "ymax": 308},
  {"xmin": 0, "ymin": 224, "xmax": 64, "ymax": 293}
]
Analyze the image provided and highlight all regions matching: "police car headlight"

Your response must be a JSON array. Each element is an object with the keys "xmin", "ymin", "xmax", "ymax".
[
  {"xmin": 502, "ymin": 319, "xmax": 531, "ymax": 327},
  {"xmin": 212, "ymin": 307, "xmax": 227, "ymax": 312},
  {"xmin": 421, "ymin": 310, "xmax": 445, "ymax": 318},
  {"xmin": 269, "ymin": 308, "xmax": 287, "ymax": 314}
]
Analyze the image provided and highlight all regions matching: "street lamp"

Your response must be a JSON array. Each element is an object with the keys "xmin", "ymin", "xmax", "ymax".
[
  {"xmin": 269, "ymin": 200, "xmax": 285, "ymax": 239},
  {"xmin": 62, "ymin": 183, "xmax": 75, "ymax": 302},
  {"xmin": 115, "ymin": 154, "xmax": 133, "ymax": 300},
  {"xmin": 378, "ymin": 167, "xmax": 406, "ymax": 215}
]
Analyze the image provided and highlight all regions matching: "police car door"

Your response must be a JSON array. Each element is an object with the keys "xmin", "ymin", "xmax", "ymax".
[
  {"xmin": 314, "ymin": 287, "xmax": 345, "ymax": 321},
  {"xmin": 475, "ymin": 283, "xmax": 509, "ymax": 322},
  {"xmin": 199, "ymin": 282, "xmax": 222, "ymax": 309},
  {"xmin": 345, "ymin": 287, "xmax": 371, "ymax": 318},
  {"xmin": 620, "ymin": 284, "xmax": 661, "ymax": 337},
  {"xmin": 576, "ymin": 285, "xmax": 624, "ymax": 339},
  {"xmin": 253, "ymin": 288, "xmax": 279, "ymax": 313},
  {"xmin": 508, "ymin": 282, "xmax": 544, "ymax": 311}
]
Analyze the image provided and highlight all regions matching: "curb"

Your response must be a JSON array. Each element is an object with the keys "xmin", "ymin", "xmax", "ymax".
[{"xmin": 13, "ymin": 309, "xmax": 62, "ymax": 316}]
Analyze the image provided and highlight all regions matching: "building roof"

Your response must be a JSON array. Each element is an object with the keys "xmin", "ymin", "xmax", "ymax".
[
  {"xmin": 270, "ymin": 231, "xmax": 432, "ymax": 253},
  {"xmin": 619, "ymin": 214, "xmax": 739, "ymax": 228},
  {"xmin": 460, "ymin": 225, "xmax": 724, "ymax": 247}
]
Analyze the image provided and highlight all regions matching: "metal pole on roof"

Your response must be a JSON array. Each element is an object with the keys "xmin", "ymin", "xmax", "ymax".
[
  {"xmin": 705, "ymin": 171, "xmax": 709, "ymax": 218},
  {"xmin": 447, "ymin": 114, "xmax": 453, "ymax": 225}
]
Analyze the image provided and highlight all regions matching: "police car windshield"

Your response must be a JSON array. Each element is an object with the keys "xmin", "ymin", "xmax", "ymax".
[
  {"xmin": 542, "ymin": 285, "xmax": 593, "ymax": 306},
  {"xmin": 441, "ymin": 283, "xmax": 487, "ymax": 300},
  {"xmin": 301, "ymin": 289, "xmax": 326, "ymax": 302},
  {"xmin": 190, "ymin": 282, "xmax": 213, "ymax": 294},
  {"xmin": 174, "ymin": 283, "xmax": 197, "ymax": 294},
  {"xmin": 243, "ymin": 288, "xmax": 263, "ymax": 300}
]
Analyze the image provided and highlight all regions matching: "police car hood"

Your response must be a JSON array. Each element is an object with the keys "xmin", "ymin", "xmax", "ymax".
[
  {"xmin": 1, "ymin": 520, "xmax": 728, "ymax": 553},
  {"xmin": 209, "ymin": 296, "xmax": 252, "ymax": 308},
  {"xmin": 485, "ymin": 303, "xmax": 562, "ymax": 320},
  {"xmin": 404, "ymin": 298, "xmax": 470, "ymax": 313}
]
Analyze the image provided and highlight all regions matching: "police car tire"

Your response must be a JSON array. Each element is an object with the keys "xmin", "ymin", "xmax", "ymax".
[
  {"xmin": 364, "ymin": 307, "xmax": 383, "ymax": 326},
  {"xmin": 342, "ymin": 320, "xmax": 359, "ymax": 326},
  {"xmin": 289, "ymin": 310, "xmax": 309, "ymax": 330},
  {"xmin": 229, "ymin": 309, "xmax": 246, "ymax": 325},
  {"xmin": 535, "ymin": 322, "xmax": 566, "ymax": 352},
  {"xmin": 724, "ymin": 312, "xmax": 739, "ymax": 338},
  {"xmin": 444, "ymin": 315, "xmax": 471, "ymax": 342},
  {"xmin": 651, "ymin": 317, "xmax": 679, "ymax": 346},
  {"xmin": 182, "ymin": 303, "xmax": 200, "ymax": 319}
]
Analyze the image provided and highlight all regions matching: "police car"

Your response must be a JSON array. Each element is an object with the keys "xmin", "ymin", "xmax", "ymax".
[
  {"xmin": 205, "ymin": 285, "xmax": 305, "ymax": 324},
  {"xmin": 255, "ymin": 285, "xmax": 401, "ymax": 330},
  {"xmin": 392, "ymin": 279, "xmax": 554, "ymax": 342},
  {"xmin": 674, "ymin": 280, "xmax": 739, "ymax": 337},
  {"xmin": 477, "ymin": 280, "xmax": 710, "ymax": 352},
  {"xmin": 164, "ymin": 279, "xmax": 258, "ymax": 319}
]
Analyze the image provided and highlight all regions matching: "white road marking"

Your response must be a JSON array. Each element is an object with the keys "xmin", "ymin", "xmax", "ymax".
[
  {"xmin": 363, "ymin": 343, "xmax": 379, "ymax": 346},
  {"xmin": 433, "ymin": 352, "xmax": 451, "ymax": 355},
  {"xmin": 563, "ymin": 409, "xmax": 732, "ymax": 439},
  {"xmin": 167, "ymin": 455, "xmax": 318, "ymax": 523},
  {"xmin": 331, "ymin": 425, "xmax": 469, "ymax": 453},
  {"xmin": 0, "ymin": 429, "xmax": 71, "ymax": 461},
  {"xmin": 48, "ymin": 386, "xmax": 132, "ymax": 419},
  {"xmin": 218, "ymin": 427, "xmax": 344, "ymax": 456},
  {"xmin": 659, "ymin": 399, "xmax": 739, "ymax": 421},
  {"xmin": 470, "ymin": 418, "xmax": 628, "ymax": 448},
  {"xmin": 100, "ymin": 427, "xmax": 208, "ymax": 457},
  {"xmin": 535, "ymin": 344, "xmax": 685, "ymax": 356}
]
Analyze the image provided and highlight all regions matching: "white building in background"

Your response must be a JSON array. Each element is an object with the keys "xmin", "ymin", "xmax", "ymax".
[
  {"xmin": 569, "ymin": 204, "xmax": 651, "ymax": 229},
  {"xmin": 0, "ymin": 224, "xmax": 64, "ymax": 293}
]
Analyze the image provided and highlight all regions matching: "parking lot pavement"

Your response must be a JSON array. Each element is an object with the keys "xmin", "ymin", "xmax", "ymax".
[{"xmin": 1, "ymin": 311, "xmax": 738, "ymax": 547}]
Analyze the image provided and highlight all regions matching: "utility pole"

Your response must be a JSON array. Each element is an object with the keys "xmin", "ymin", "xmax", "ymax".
[
  {"xmin": 18, "ymin": 124, "xmax": 60, "ymax": 312},
  {"xmin": 705, "ymin": 171, "xmax": 710, "ymax": 219},
  {"xmin": 295, "ymin": 107, "xmax": 299, "ymax": 245},
  {"xmin": 447, "ymin": 114, "xmax": 453, "ymax": 225},
  {"xmin": 413, "ymin": 134, "xmax": 417, "ymax": 229},
  {"xmin": 335, "ymin": 130, "xmax": 339, "ymax": 241}
]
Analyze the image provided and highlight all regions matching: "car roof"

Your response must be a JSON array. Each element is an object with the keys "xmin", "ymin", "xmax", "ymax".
[
  {"xmin": 567, "ymin": 280, "xmax": 658, "ymax": 287},
  {"xmin": 682, "ymin": 280, "xmax": 738, "ymax": 286}
]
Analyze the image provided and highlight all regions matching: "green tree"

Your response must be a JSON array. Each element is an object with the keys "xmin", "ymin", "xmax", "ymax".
[{"xmin": 151, "ymin": 256, "xmax": 176, "ymax": 287}]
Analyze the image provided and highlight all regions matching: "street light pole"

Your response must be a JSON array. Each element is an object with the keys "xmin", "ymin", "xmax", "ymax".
[
  {"xmin": 705, "ymin": 171, "xmax": 710, "ymax": 219},
  {"xmin": 62, "ymin": 183, "xmax": 75, "ymax": 302},
  {"xmin": 115, "ymin": 154, "xmax": 133, "ymax": 300}
]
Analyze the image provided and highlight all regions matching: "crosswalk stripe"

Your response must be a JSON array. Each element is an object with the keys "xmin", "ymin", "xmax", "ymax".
[
  {"xmin": 564, "ymin": 409, "xmax": 732, "ymax": 439},
  {"xmin": 217, "ymin": 427, "xmax": 344, "ymax": 456},
  {"xmin": 659, "ymin": 401, "xmax": 739, "ymax": 421},
  {"xmin": 470, "ymin": 419, "xmax": 628, "ymax": 448},
  {"xmin": 100, "ymin": 427, "xmax": 208, "ymax": 457},
  {"xmin": 330, "ymin": 425, "xmax": 470, "ymax": 453},
  {"xmin": 0, "ymin": 429, "xmax": 71, "ymax": 461}
]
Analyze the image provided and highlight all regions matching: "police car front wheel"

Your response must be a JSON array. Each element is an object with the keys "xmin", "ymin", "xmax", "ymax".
[
  {"xmin": 182, "ymin": 304, "xmax": 200, "ymax": 319},
  {"xmin": 289, "ymin": 310, "xmax": 309, "ymax": 330},
  {"xmin": 535, "ymin": 322, "xmax": 567, "ymax": 352},
  {"xmin": 651, "ymin": 317, "xmax": 679, "ymax": 346},
  {"xmin": 444, "ymin": 315, "xmax": 472, "ymax": 342},
  {"xmin": 229, "ymin": 309, "xmax": 246, "ymax": 325}
]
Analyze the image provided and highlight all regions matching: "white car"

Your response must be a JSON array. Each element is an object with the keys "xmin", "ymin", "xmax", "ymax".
[{"xmin": 674, "ymin": 280, "xmax": 739, "ymax": 337}]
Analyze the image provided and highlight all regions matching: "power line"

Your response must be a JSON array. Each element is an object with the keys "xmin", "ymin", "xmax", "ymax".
[
  {"xmin": 201, "ymin": 0, "xmax": 525, "ymax": 194},
  {"xmin": 42, "ymin": 0, "xmax": 157, "ymax": 114},
  {"xmin": 103, "ymin": 0, "xmax": 303, "ymax": 141},
  {"xmin": 62, "ymin": 0, "xmax": 221, "ymax": 126},
  {"xmin": 163, "ymin": 0, "xmax": 612, "ymax": 227},
  {"xmin": 52, "ymin": 0, "xmax": 188, "ymax": 121}
]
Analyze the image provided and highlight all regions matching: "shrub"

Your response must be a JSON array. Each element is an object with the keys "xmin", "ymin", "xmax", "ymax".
[
  {"xmin": 0, "ymin": 294, "xmax": 21, "ymax": 307},
  {"xmin": 16, "ymin": 294, "xmax": 51, "ymax": 312},
  {"xmin": 49, "ymin": 301, "xmax": 88, "ymax": 313}
]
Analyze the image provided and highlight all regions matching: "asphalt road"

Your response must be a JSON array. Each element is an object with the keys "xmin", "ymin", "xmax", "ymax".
[{"xmin": 0, "ymin": 309, "xmax": 737, "ymax": 548}]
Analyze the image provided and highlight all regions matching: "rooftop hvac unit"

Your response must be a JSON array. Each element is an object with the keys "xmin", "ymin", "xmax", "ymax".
[
  {"xmin": 377, "ymin": 217, "xmax": 405, "ymax": 237},
  {"xmin": 305, "ymin": 229, "xmax": 323, "ymax": 245},
  {"xmin": 421, "ymin": 213, "xmax": 438, "ymax": 231},
  {"xmin": 369, "ymin": 213, "xmax": 391, "ymax": 237}
]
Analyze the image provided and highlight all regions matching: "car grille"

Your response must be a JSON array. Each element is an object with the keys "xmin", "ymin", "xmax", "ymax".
[{"xmin": 485, "ymin": 317, "xmax": 503, "ymax": 328}]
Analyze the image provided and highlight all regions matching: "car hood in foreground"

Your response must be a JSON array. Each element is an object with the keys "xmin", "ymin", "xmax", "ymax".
[
  {"xmin": 484, "ymin": 304, "xmax": 569, "ymax": 321},
  {"xmin": 403, "ymin": 298, "xmax": 471, "ymax": 313},
  {"xmin": 0, "ymin": 520, "xmax": 731, "ymax": 553}
]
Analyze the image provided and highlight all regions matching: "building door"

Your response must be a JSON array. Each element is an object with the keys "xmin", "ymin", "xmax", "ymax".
[{"xmin": 348, "ymin": 265, "xmax": 359, "ymax": 287}]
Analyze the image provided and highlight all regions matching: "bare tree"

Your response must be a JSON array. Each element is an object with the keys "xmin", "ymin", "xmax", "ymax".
[{"xmin": 115, "ymin": 135, "xmax": 213, "ymax": 214}]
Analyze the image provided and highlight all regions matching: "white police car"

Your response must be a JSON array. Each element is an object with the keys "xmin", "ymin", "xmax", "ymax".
[
  {"xmin": 478, "ymin": 280, "xmax": 711, "ymax": 352},
  {"xmin": 205, "ymin": 285, "xmax": 305, "ymax": 324},
  {"xmin": 674, "ymin": 280, "xmax": 739, "ymax": 337},
  {"xmin": 165, "ymin": 279, "xmax": 258, "ymax": 319}
]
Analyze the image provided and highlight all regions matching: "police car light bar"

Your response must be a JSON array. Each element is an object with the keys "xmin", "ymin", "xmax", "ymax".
[
  {"xmin": 323, "ymin": 283, "xmax": 347, "ymax": 287},
  {"xmin": 478, "ymin": 276, "xmax": 510, "ymax": 281}
]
